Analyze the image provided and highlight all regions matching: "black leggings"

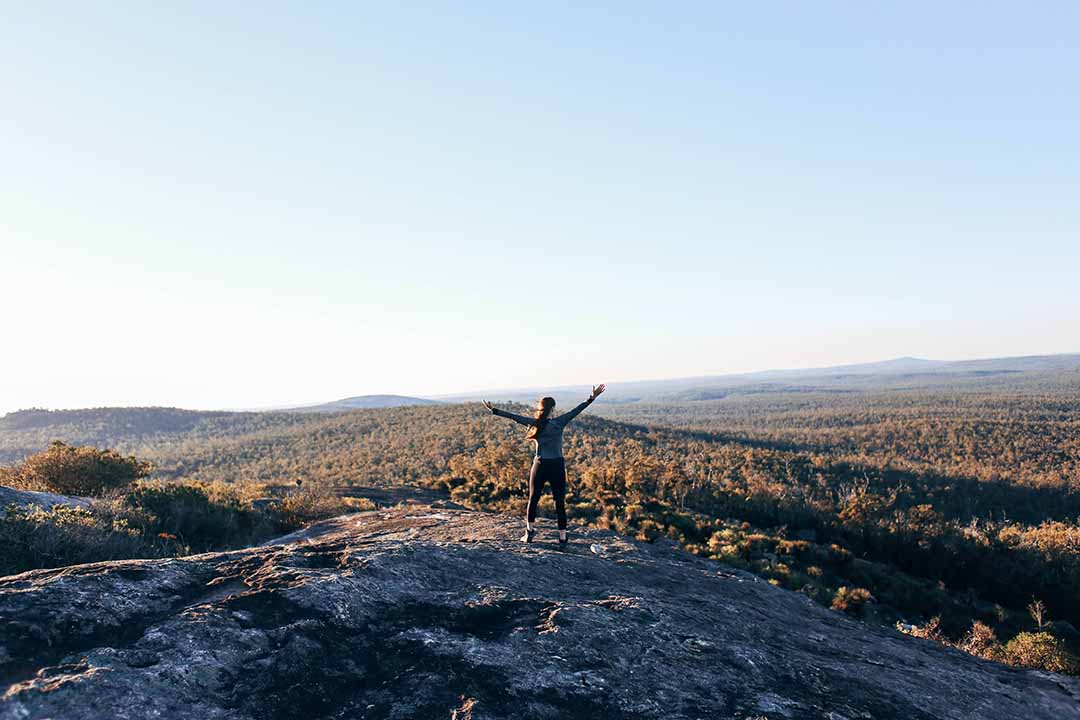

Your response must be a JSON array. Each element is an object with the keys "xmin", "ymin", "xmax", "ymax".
[{"xmin": 527, "ymin": 457, "xmax": 567, "ymax": 530}]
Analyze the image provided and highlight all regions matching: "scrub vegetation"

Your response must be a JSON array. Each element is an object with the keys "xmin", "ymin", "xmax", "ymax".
[{"xmin": 0, "ymin": 442, "xmax": 356, "ymax": 576}]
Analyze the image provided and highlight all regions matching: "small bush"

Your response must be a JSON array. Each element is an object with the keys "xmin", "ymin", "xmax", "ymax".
[
  {"xmin": 273, "ymin": 485, "xmax": 350, "ymax": 529},
  {"xmin": 634, "ymin": 518, "xmax": 662, "ymax": 542},
  {"xmin": 343, "ymin": 496, "xmax": 378, "ymax": 511},
  {"xmin": 1001, "ymin": 632, "xmax": 1079, "ymax": 674},
  {"xmin": 832, "ymin": 586, "xmax": 874, "ymax": 616},
  {"xmin": 898, "ymin": 619, "xmax": 1079, "ymax": 676},
  {"xmin": 897, "ymin": 616, "xmax": 945, "ymax": 642},
  {"xmin": 0, "ymin": 504, "xmax": 159, "ymax": 575},
  {"xmin": 122, "ymin": 484, "xmax": 260, "ymax": 551},
  {"xmin": 11, "ymin": 441, "xmax": 151, "ymax": 496},
  {"xmin": 957, "ymin": 621, "xmax": 1003, "ymax": 661}
]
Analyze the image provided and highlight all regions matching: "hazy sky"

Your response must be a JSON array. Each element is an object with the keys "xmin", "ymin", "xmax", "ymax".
[{"xmin": 3, "ymin": 2, "xmax": 1078, "ymax": 413}]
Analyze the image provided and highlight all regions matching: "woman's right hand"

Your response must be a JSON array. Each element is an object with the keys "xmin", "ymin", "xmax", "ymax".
[{"xmin": 482, "ymin": 400, "xmax": 494, "ymax": 412}]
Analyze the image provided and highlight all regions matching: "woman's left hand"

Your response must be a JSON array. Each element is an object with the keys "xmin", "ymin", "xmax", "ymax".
[{"xmin": 590, "ymin": 383, "xmax": 606, "ymax": 400}]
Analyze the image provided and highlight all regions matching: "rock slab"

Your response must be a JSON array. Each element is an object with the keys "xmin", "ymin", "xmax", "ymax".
[
  {"xmin": 0, "ymin": 486, "xmax": 91, "ymax": 515},
  {"xmin": 2, "ymin": 507, "xmax": 1078, "ymax": 719}
]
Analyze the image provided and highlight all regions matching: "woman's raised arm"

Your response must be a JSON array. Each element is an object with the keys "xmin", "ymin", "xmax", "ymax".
[
  {"xmin": 483, "ymin": 401, "xmax": 534, "ymax": 426},
  {"xmin": 555, "ymin": 384, "xmax": 606, "ymax": 425}
]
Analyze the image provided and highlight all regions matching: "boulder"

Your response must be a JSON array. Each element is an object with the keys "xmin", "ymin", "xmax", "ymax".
[{"xmin": 0, "ymin": 485, "xmax": 92, "ymax": 516}]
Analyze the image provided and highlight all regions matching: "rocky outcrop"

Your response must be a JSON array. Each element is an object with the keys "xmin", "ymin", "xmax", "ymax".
[
  {"xmin": 2, "ymin": 507, "xmax": 1078, "ymax": 720},
  {"xmin": 0, "ymin": 485, "xmax": 91, "ymax": 515}
]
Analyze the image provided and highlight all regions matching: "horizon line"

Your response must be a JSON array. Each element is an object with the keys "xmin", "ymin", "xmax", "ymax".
[{"xmin": 5, "ymin": 349, "xmax": 1079, "ymax": 417}]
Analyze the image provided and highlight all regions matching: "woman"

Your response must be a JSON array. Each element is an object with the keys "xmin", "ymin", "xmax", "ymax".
[{"xmin": 483, "ymin": 384, "xmax": 606, "ymax": 545}]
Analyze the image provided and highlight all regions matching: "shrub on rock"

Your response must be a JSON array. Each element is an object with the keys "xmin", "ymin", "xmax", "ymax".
[
  {"xmin": 122, "ymin": 484, "xmax": 253, "ymax": 551},
  {"xmin": 12, "ymin": 441, "xmax": 151, "ymax": 497},
  {"xmin": 832, "ymin": 586, "xmax": 874, "ymax": 616},
  {"xmin": 1002, "ymin": 632, "xmax": 1079, "ymax": 674}
]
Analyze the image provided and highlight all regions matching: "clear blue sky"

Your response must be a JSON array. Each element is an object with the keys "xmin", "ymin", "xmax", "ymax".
[{"xmin": 2, "ymin": 2, "xmax": 1078, "ymax": 412}]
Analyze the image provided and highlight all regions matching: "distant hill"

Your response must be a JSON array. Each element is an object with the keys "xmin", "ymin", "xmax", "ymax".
[
  {"xmin": 0, "ymin": 407, "xmax": 280, "ymax": 465},
  {"xmin": 438, "ymin": 353, "xmax": 1080, "ymax": 405},
  {"xmin": 286, "ymin": 395, "xmax": 442, "ymax": 413},
  {"xmin": 0, "ymin": 407, "xmax": 223, "ymax": 434},
  {"xmin": 3, "ymin": 353, "xmax": 1077, "ymax": 462},
  {"xmin": 749, "ymin": 355, "xmax": 951, "ymax": 378},
  {"xmin": 0, "ymin": 398, "xmax": 441, "ymax": 462}
]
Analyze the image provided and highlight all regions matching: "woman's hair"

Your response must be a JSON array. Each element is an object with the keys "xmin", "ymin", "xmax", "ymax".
[{"xmin": 525, "ymin": 397, "xmax": 556, "ymax": 440}]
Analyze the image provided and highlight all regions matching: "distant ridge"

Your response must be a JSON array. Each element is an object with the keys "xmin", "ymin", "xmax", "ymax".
[
  {"xmin": 745, "ymin": 353, "xmax": 1080, "ymax": 379},
  {"xmin": 5, "ymin": 354, "xmax": 1077, "ymax": 420},
  {"xmin": 286, "ymin": 394, "xmax": 441, "ymax": 413},
  {"xmin": 433, "ymin": 352, "xmax": 1080, "ymax": 405},
  {"xmin": 747, "ymin": 355, "xmax": 949, "ymax": 378}
]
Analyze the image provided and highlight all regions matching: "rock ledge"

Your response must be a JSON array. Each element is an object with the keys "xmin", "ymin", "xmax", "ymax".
[{"xmin": 2, "ymin": 507, "xmax": 1078, "ymax": 719}]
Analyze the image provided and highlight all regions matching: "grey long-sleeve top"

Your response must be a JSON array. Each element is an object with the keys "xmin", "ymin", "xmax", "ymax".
[{"xmin": 491, "ymin": 398, "xmax": 594, "ymax": 459}]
